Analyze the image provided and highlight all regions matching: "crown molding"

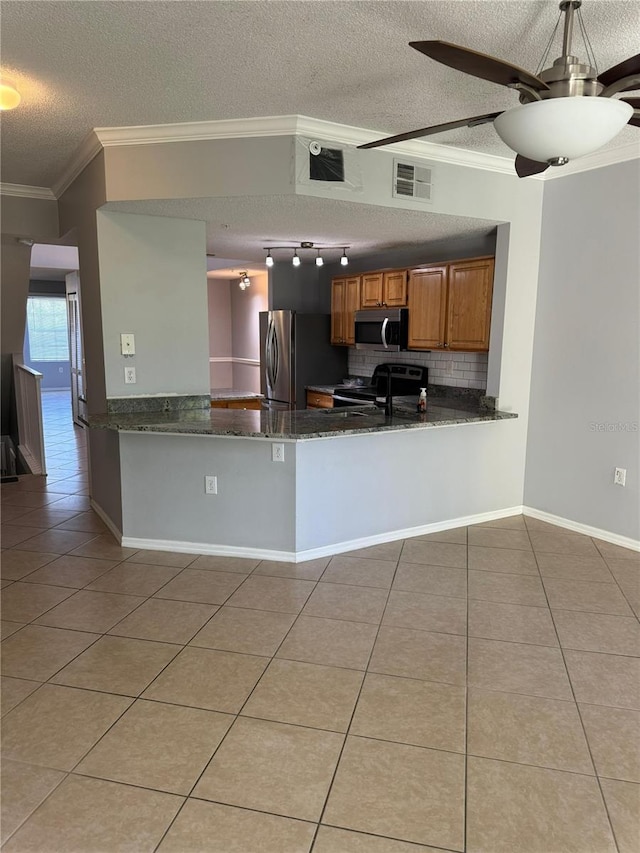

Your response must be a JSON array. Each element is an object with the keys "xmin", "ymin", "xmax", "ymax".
[
  {"xmin": 540, "ymin": 139, "xmax": 640, "ymax": 180},
  {"xmin": 46, "ymin": 114, "xmax": 640, "ymax": 198},
  {"xmin": 0, "ymin": 183, "xmax": 56, "ymax": 200},
  {"xmin": 51, "ymin": 130, "xmax": 103, "ymax": 199},
  {"xmin": 92, "ymin": 113, "xmax": 518, "ymax": 175},
  {"xmin": 93, "ymin": 114, "xmax": 302, "ymax": 146}
]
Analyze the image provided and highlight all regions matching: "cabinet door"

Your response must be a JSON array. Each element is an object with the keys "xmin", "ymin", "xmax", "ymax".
[
  {"xmin": 361, "ymin": 272, "xmax": 384, "ymax": 307},
  {"xmin": 331, "ymin": 278, "xmax": 346, "ymax": 344},
  {"xmin": 407, "ymin": 267, "xmax": 448, "ymax": 349},
  {"xmin": 446, "ymin": 257, "xmax": 494, "ymax": 351},
  {"xmin": 344, "ymin": 276, "xmax": 361, "ymax": 345},
  {"xmin": 383, "ymin": 270, "xmax": 407, "ymax": 307}
]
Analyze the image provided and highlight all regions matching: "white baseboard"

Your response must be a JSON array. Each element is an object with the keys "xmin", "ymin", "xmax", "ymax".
[
  {"xmin": 17, "ymin": 444, "xmax": 44, "ymax": 476},
  {"xmin": 102, "ymin": 503, "xmax": 640, "ymax": 561},
  {"xmin": 522, "ymin": 506, "xmax": 640, "ymax": 552},
  {"xmin": 90, "ymin": 499, "xmax": 124, "ymax": 543},
  {"xmin": 120, "ymin": 506, "xmax": 525, "ymax": 563},
  {"xmin": 120, "ymin": 535, "xmax": 295, "ymax": 562}
]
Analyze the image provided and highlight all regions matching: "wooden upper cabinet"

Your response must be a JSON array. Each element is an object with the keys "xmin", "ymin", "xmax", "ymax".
[
  {"xmin": 361, "ymin": 270, "xmax": 408, "ymax": 308},
  {"xmin": 331, "ymin": 278, "xmax": 346, "ymax": 345},
  {"xmin": 331, "ymin": 276, "xmax": 360, "ymax": 345},
  {"xmin": 343, "ymin": 276, "xmax": 361, "ymax": 345},
  {"xmin": 383, "ymin": 270, "xmax": 407, "ymax": 307},
  {"xmin": 360, "ymin": 272, "xmax": 384, "ymax": 308},
  {"xmin": 446, "ymin": 257, "xmax": 494, "ymax": 351},
  {"xmin": 408, "ymin": 267, "xmax": 448, "ymax": 349}
]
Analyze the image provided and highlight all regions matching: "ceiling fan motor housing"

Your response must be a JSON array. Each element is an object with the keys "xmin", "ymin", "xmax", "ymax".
[{"xmin": 524, "ymin": 57, "xmax": 602, "ymax": 102}]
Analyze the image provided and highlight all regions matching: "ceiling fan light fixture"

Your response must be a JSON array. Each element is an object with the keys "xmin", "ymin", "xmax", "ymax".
[
  {"xmin": 493, "ymin": 96, "xmax": 634, "ymax": 164},
  {"xmin": 0, "ymin": 77, "xmax": 21, "ymax": 110}
]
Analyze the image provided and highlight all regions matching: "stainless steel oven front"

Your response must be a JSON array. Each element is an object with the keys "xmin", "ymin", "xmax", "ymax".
[{"xmin": 354, "ymin": 308, "xmax": 409, "ymax": 352}]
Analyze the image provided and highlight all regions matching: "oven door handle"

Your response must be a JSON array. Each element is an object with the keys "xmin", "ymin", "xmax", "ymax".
[{"xmin": 381, "ymin": 317, "xmax": 389, "ymax": 349}]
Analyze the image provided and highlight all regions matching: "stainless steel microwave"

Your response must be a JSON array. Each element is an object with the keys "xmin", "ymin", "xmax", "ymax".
[{"xmin": 354, "ymin": 308, "xmax": 409, "ymax": 352}]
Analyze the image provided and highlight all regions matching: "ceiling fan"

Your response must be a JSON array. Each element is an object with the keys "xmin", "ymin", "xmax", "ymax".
[{"xmin": 359, "ymin": 0, "xmax": 639, "ymax": 177}]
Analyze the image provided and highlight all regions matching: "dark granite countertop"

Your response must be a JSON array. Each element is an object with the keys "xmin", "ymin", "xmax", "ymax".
[
  {"xmin": 210, "ymin": 388, "xmax": 263, "ymax": 401},
  {"xmin": 83, "ymin": 398, "xmax": 517, "ymax": 439}
]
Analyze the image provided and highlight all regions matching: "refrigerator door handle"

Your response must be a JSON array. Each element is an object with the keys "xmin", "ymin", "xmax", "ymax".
[{"xmin": 266, "ymin": 317, "xmax": 278, "ymax": 394}]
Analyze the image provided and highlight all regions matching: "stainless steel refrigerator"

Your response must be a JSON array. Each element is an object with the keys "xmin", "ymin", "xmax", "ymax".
[{"xmin": 259, "ymin": 311, "xmax": 348, "ymax": 410}]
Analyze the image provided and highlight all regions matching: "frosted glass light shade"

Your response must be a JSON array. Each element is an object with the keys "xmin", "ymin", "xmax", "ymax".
[
  {"xmin": 494, "ymin": 97, "xmax": 633, "ymax": 163},
  {"xmin": 0, "ymin": 78, "xmax": 21, "ymax": 110}
]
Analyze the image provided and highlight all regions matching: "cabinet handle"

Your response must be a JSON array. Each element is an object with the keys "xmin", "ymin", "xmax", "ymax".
[{"xmin": 444, "ymin": 342, "xmax": 449, "ymax": 348}]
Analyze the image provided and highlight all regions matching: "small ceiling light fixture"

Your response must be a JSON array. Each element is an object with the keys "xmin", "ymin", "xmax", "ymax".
[
  {"xmin": 263, "ymin": 242, "xmax": 351, "ymax": 267},
  {"xmin": 238, "ymin": 271, "xmax": 251, "ymax": 290},
  {"xmin": 0, "ymin": 77, "xmax": 21, "ymax": 111}
]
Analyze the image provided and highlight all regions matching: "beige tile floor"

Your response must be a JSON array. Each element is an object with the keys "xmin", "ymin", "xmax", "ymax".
[{"xmin": 1, "ymin": 391, "xmax": 639, "ymax": 852}]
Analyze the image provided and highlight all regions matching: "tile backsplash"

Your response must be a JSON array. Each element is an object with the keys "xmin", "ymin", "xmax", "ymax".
[{"xmin": 348, "ymin": 349, "xmax": 488, "ymax": 390}]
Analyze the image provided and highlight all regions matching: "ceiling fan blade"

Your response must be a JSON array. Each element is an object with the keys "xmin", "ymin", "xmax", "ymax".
[
  {"xmin": 358, "ymin": 112, "xmax": 502, "ymax": 150},
  {"xmin": 598, "ymin": 53, "xmax": 640, "ymax": 92},
  {"xmin": 621, "ymin": 98, "xmax": 640, "ymax": 127},
  {"xmin": 515, "ymin": 155, "xmax": 550, "ymax": 178},
  {"xmin": 410, "ymin": 40, "xmax": 549, "ymax": 92}
]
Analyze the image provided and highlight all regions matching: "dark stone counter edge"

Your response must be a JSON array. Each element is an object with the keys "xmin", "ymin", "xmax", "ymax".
[{"xmin": 82, "ymin": 406, "xmax": 518, "ymax": 440}]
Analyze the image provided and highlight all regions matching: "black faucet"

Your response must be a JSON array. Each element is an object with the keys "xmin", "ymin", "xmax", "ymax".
[{"xmin": 382, "ymin": 365, "xmax": 393, "ymax": 417}]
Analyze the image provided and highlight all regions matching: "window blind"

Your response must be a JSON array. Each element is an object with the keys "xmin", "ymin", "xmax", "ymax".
[{"xmin": 26, "ymin": 296, "xmax": 68, "ymax": 362}]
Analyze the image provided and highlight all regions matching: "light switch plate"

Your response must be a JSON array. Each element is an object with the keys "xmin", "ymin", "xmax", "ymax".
[{"xmin": 120, "ymin": 333, "xmax": 135, "ymax": 356}]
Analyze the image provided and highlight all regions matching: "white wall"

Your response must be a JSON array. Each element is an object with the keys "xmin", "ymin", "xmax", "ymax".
[
  {"xmin": 119, "ymin": 431, "xmax": 296, "ymax": 553},
  {"xmin": 208, "ymin": 278, "xmax": 233, "ymax": 388},
  {"xmin": 231, "ymin": 271, "xmax": 268, "ymax": 392},
  {"xmin": 96, "ymin": 210, "xmax": 210, "ymax": 398},
  {"xmin": 524, "ymin": 160, "xmax": 640, "ymax": 541},
  {"xmin": 295, "ymin": 422, "xmax": 522, "ymax": 553}
]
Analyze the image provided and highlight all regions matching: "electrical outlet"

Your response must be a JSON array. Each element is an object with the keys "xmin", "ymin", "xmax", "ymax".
[
  {"xmin": 446, "ymin": 360, "xmax": 455, "ymax": 376},
  {"xmin": 124, "ymin": 366, "xmax": 136, "ymax": 384},
  {"xmin": 272, "ymin": 443, "xmax": 285, "ymax": 463},
  {"xmin": 204, "ymin": 475, "xmax": 217, "ymax": 495},
  {"xmin": 614, "ymin": 467, "xmax": 626, "ymax": 486}
]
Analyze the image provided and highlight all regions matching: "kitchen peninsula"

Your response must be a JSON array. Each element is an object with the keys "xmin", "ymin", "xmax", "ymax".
[{"xmin": 84, "ymin": 398, "xmax": 517, "ymax": 561}]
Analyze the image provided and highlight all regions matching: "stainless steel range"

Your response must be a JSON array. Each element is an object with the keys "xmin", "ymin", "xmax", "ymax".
[{"xmin": 333, "ymin": 363, "xmax": 428, "ymax": 408}]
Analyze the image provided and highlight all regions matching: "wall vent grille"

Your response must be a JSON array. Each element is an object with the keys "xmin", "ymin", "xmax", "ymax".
[{"xmin": 393, "ymin": 160, "xmax": 433, "ymax": 202}]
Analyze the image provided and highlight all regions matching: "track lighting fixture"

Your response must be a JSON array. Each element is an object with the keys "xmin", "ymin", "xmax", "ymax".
[
  {"xmin": 238, "ymin": 271, "xmax": 251, "ymax": 290},
  {"xmin": 263, "ymin": 242, "xmax": 350, "ymax": 267}
]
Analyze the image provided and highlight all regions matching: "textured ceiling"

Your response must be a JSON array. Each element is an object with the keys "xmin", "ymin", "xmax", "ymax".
[
  {"xmin": 2, "ymin": 0, "xmax": 639, "ymax": 189},
  {"xmin": 104, "ymin": 194, "xmax": 500, "ymax": 261}
]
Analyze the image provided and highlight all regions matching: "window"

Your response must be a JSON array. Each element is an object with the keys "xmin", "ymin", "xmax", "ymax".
[{"xmin": 26, "ymin": 296, "xmax": 68, "ymax": 362}]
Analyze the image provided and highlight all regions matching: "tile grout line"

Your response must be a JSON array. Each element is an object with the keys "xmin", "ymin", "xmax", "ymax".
[
  {"xmin": 148, "ymin": 559, "xmax": 329, "ymax": 851},
  {"xmin": 463, "ymin": 525, "xmax": 469, "ymax": 852},
  {"xmin": 306, "ymin": 551, "xmax": 405, "ymax": 851},
  {"xmin": 525, "ymin": 524, "xmax": 623, "ymax": 853}
]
